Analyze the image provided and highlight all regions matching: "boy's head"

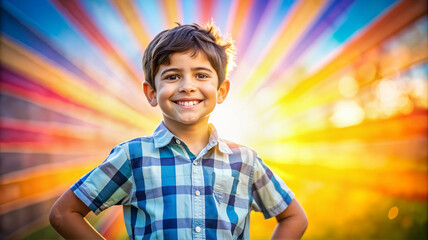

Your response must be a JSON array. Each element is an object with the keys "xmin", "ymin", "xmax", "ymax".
[
  {"xmin": 142, "ymin": 23, "xmax": 235, "ymax": 91},
  {"xmin": 142, "ymin": 23, "xmax": 235, "ymax": 128}
]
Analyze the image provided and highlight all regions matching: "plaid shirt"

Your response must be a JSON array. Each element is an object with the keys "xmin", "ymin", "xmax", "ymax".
[{"xmin": 72, "ymin": 122, "xmax": 294, "ymax": 239}]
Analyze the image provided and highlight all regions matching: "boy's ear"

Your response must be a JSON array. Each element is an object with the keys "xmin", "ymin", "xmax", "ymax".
[
  {"xmin": 217, "ymin": 80, "xmax": 230, "ymax": 104},
  {"xmin": 143, "ymin": 81, "xmax": 158, "ymax": 107}
]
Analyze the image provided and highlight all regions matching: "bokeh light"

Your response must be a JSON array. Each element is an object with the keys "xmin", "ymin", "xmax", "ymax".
[{"xmin": 1, "ymin": 0, "xmax": 427, "ymax": 239}]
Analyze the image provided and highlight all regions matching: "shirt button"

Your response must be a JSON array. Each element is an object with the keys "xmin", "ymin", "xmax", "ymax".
[
  {"xmin": 175, "ymin": 139, "xmax": 181, "ymax": 144},
  {"xmin": 195, "ymin": 190, "xmax": 200, "ymax": 196},
  {"xmin": 193, "ymin": 161, "xmax": 197, "ymax": 165},
  {"xmin": 195, "ymin": 226, "xmax": 201, "ymax": 233}
]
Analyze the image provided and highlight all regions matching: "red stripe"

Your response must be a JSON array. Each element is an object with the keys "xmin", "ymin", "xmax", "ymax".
[{"xmin": 200, "ymin": 0, "xmax": 215, "ymax": 24}]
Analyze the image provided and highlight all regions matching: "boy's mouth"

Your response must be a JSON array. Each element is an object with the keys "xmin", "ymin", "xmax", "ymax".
[{"xmin": 174, "ymin": 100, "xmax": 203, "ymax": 107}]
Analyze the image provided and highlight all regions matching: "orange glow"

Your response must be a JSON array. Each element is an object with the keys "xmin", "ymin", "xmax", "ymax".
[{"xmin": 388, "ymin": 206, "xmax": 399, "ymax": 220}]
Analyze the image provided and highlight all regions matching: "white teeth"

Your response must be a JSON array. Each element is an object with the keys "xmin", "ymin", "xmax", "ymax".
[{"xmin": 177, "ymin": 100, "xmax": 199, "ymax": 106}]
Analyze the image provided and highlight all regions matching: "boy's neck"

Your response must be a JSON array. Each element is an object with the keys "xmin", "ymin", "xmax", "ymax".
[{"xmin": 163, "ymin": 117, "xmax": 211, "ymax": 156}]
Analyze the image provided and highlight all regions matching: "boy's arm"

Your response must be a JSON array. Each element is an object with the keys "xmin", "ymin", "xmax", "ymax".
[
  {"xmin": 49, "ymin": 189, "xmax": 105, "ymax": 240},
  {"xmin": 271, "ymin": 198, "xmax": 308, "ymax": 240}
]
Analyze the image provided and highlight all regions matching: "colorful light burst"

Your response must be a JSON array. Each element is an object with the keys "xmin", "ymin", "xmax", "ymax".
[{"xmin": 0, "ymin": 0, "xmax": 427, "ymax": 239}]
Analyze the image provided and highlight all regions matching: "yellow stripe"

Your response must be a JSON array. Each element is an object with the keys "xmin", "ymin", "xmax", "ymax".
[
  {"xmin": 0, "ymin": 157, "xmax": 103, "ymax": 206},
  {"xmin": 161, "ymin": 0, "xmax": 182, "ymax": 27},
  {"xmin": 111, "ymin": 0, "xmax": 151, "ymax": 48}
]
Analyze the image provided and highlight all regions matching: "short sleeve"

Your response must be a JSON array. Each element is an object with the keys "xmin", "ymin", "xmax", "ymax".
[
  {"xmin": 71, "ymin": 145, "xmax": 134, "ymax": 215},
  {"xmin": 251, "ymin": 156, "xmax": 295, "ymax": 219}
]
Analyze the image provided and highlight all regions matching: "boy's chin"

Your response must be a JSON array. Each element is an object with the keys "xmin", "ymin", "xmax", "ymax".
[
  {"xmin": 178, "ymin": 118, "xmax": 208, "ymax": 125},
  {"xmin": 165, "ymin": 115, "xmax": 210, "ymax": 126}
]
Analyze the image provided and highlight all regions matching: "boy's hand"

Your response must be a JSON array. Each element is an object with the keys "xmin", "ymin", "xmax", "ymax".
[
  {"xmin": 271, "ymin": 199, "xmax": 308, "ymax": 240},
  {"xmin": 49, "ymin": 189, "xmax": 105, "ymax": 239}
]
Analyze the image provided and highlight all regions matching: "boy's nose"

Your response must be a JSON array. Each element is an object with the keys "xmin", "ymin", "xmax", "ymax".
[{"xmin": 179, "ymin": 78, "xmax": 196, "ymax": 93}]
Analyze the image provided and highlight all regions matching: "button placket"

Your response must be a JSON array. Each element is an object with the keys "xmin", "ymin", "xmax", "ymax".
[{"xmin": 192, "ymin": 157, "xmax": 204, "ymax": 237}]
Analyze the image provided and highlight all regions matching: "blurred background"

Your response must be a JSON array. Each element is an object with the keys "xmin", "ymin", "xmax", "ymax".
[{"xmin": 0, "ymin": 0, "xmax": 427, "ymax": 239}]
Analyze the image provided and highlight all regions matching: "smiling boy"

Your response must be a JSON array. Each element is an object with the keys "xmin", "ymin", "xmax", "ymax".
[{"xmin": 50, "ymin": 23, "xmax": 308, "ymax": 240}]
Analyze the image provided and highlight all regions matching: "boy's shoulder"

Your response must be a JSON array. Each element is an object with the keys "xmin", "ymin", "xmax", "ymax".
[
  {"xmin": 219, "ymin": 138, "xmax": 249, "ymax": 150},
  {"xmin": 115, "ymin": 136, "xmax": 154, "ymax": 147},
  {"xmin": 122, "ymin": 136, "xmax": 154, "ymax": 144},
  {"xmin": 114, "ymin": 135, "xmax": 157, "ymax": 156},
  {"xmin": 218, "ymin": 138, "xmax": 258, "ymax": 157}
]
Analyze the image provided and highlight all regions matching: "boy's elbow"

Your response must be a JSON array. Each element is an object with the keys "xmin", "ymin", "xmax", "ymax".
[
  {"xmin": 295, "ymin": 200, "xmax": 309, "ymax": 232},
  {"xmin": 49, "ymin": 205, "xmax": 63, "ymax": 229},
  {"xmin": 301, "ymin": 213, "xmax": 309, "ymax": 232},
  {"xmin": 286, "ymin": 211, "xmax": 308, "ymax": 233},
  {"xmin": 297, "ymin": 205, "xmax": 308, "ymax": 232},
  {"xmin": 49, "ymin": 202, "xmax": 74, "ymax": 231}
]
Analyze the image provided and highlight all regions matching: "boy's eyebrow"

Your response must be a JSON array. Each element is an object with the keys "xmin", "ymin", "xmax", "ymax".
[
  {"xmin": 191, "ymin": 67, "xmax": 214, "ymax": 73},
  {"xmin": 160, "ymin": 68, "xmax": 181, "ymax": 76}
]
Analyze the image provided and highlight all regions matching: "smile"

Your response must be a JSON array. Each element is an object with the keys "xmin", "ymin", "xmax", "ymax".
[{"xmin": 174, "ymin": 100, "xmax": 202, "ymax": 107}]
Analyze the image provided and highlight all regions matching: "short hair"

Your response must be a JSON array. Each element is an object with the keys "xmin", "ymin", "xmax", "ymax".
[{"xmin": 142, "ymin": 23, "xmax": 235, "ymax": 91}]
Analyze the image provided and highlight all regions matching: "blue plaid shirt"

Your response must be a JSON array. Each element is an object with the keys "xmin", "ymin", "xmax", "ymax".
[{"xmin": 72, "ymin": 122, "xmax": 294, "ymax": 239}]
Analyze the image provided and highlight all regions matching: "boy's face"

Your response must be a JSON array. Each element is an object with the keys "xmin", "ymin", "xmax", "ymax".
[{"xmin": 144, "ymin": 51, "xmax": 229, "ymax": 128}]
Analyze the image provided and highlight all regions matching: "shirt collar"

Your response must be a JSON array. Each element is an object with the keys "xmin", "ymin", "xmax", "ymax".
[
  {"xmin": 152, "ymin": 121, "xmax": 233, "ymax": 155},
  {"xmin": 207, "ymin": 124, "xmax": 233, "ymax": 154},
  {"xmin": 153, "ymin": 121, "xmax": 175, "ymax": 148}
]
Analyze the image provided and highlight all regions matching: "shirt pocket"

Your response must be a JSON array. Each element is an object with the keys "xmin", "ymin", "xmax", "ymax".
[{"xmin": 212, "ymin": 172, "xmax": 249, "ymax": 209}]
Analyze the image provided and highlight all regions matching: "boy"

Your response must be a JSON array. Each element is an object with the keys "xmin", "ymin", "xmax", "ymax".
[{"xmin": 50, "ymin": 23, "xmax": 308, "ymax": 240}]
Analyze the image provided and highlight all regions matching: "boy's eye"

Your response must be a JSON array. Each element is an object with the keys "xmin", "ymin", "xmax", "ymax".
[
  {"xmin": 196, "ymin": 73, "xmax": 209, "ymax": 79},
  {"xmin": 165, "ymin": 74, "xmax": 179, "ymax": 80}
]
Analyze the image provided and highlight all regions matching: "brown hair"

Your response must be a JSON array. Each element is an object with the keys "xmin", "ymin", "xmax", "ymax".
[{"xmin": 142, "ymin": 23, "xmax": 235, "ymax": 91}]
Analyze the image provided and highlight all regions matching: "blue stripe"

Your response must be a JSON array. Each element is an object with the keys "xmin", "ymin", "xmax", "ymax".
[
  {"xmin": 212, "ymin": 0, "xmax": 232, "ymax": 30},
  {"xmin": 160, "ymin": 146, "xmax": 178, "ymax": 239},
  {"xmin": 134, "ymin": 0, "xmax": 166, "ymax": 36},
  {"xmin": 79, "ymin": 0, "xmax": 141, "ymax": 63},
  {"xmin": 332, "ymin": 0, "xmax": 398, "ymax": 43},
  {"xmin": 89, "ymin": 161, "xmax": 130, "ymax": 210},
  {"xmin": 276, "ymin": 0, "xmax": 356, "ymax": 69},
  {"xmin": 162, "ymin": 219, "xmax": 178, "ymax": 239},
  {"xmin": 227, "ymin": 151, "xmax": 241, "ymax": 234},
  {"xmin": 271, "ymin": 174, "xmax": 293, "ymax": 205},
  {"xmin": 182, "ymin": 0, "xmax": 196, "ymax": 24},
  {"xmin": 226, "ymin": 178, "xmax": 239, "ymax": 234},
  {"xmin": 261, "ymin": 160, "xmax": 292, "ymax": 205},
  {"xmin": 128, "ymin": 141, "xmax": 149, "ymax": 236},
  {"xmin": 259, "ymin": 158, "xmax": 293, "ymax": 207},
  {"xmin": 0, "ymin": 3, "xmax": 103, "ymax": 90},
  {"xmin": 71, "ymin": 169, "xmax": 95, "ymax": 191},
  {"xmin": 111, "ymin": 164, "xmax": 130, "ymax": 186},
  {"xmin": 130, "ymin": 206, "xmax": 138, "ymax": 239},
  {"xmin": 204, "ymin": 171, "xmax": 218, "ymax": 239},
  {"xmin": 181, "ymin": 144, "xmax": 196, "ymax": 159}
]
